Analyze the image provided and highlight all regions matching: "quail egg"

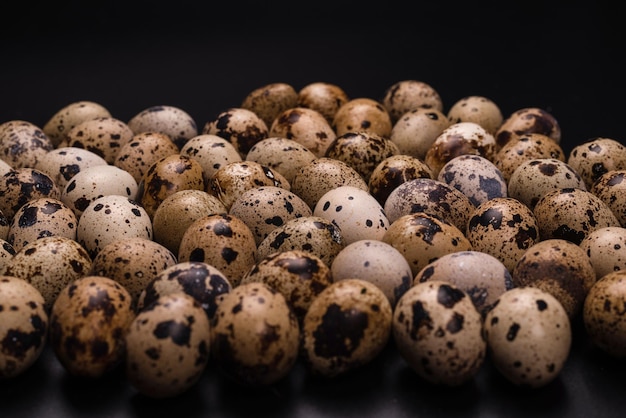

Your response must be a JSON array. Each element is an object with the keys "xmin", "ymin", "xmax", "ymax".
[
  {"xmin": 0, "ymin": 120, "xmax": 53, "ymax": 169},
  {"xmin": 42, "ymin": 100, "xmax": 112, "ymax": 147},
  {"xmin": 495, "ymin": 107, "xmax": 561, "ymax": 149},
  {"xmin": 438, "ymin": 154, "xmax": 507, "ymax": 206},
  {"xmin": 368, "ymin": 154, "xmax": 434, "ymax": 206},
  {"xmin": 241, "ymin": 82, "xmax": 299, "ymax": 128},
  {"xmin": 381, "ymin": 80, "xmax": 444, "ymax": 124},
  {"xmin": 297, "ymin": 82, "xmax": 350, "ymax": 124},
  {"xmin": 179, "ymin": 134, "xmax": 243, "ymax": 185},
  {"xmin": 127, "ymin": 105, "xmax": 199, "ymax": 150},
  {"xmin": 0, "ymin": 168, "xmax": 61, "ymax": 220},
  {"xmin": 245, "ymin": 137, "xmax": 317, "ymax": 185},
  {"xmin": 113, "ymin": 131, "xmax": 180, "ymax": 183},
  {"xmin": 591, "ymin": 170, "xmax": 626, "ymax": 227},
  {"xmin": 579, "ymin": 226, "xmax": 626, "ymax": 280},
  {"xmin": 269, "ymin": 107, "xmax": 336, "ymax": 157},
  {"xmin": 35, "ymin": 146, "xmax": 108, "ymax": 189},
  {"xmin": 389, "ymin": 108, "xmax": 450, "ymax": 160},
  {"xmin": 203, "ymin": 107, "xmax": 269, "ymax": 159},
  {"xmin": 64, "ymin": 117, "xmax": 134, "ymax": 164},
  {"xmin": 447, "ymin": 95, "xmax": 503, "ymax": 135},
  {"xmin": 567, "ymin": 137, "xmax": 626, "ymax": 190},
  {"xmin": 332, "ymin": 97, "xmax": 393, "ymax": 138}
]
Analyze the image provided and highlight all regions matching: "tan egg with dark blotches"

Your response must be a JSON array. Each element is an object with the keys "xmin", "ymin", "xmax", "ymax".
[
  {"xmin": 493, "ymin": 133, "xmax": 565, "ymax": 183},
  {"xmin": 203, "ymin": 107, "xmax": 268, "ymax": 159},
  {"xmin": 297, "ymin": 82, "xmax": 350, "ymax": 123},
  {"xmin": 64, "ymin": 117, "xmax": 134, "ymax": 164},
  {"xmin": 567, "ymin": 137, "xmax": 626, "ymax": 190},
  {"xmin": 245, "ymin": 137, "xmax": 317, "ymax": 185},
  {"xmin": 127, "ymin": 105, "xmax": 198, "ymax": 150},
  {"xmin": 447, "ymin": 95, "xmax": 503, "ymax": 135},
  {"xmin": 0, "ymin": 120, "xmax": 53, "ymax": 169},
  {"xmin": 0, "ymin": 168, "xmax": 61, "ymax": 221},
  {"xmin": 114, "ymin": 131, "xmax": 180, "ymax": 184},
  {"xmin": 179, "ymin": 134, "xmax": 242, "ymax": 185},
  {"xmin": 332, "ymin": 97, "xmax": 392, "ymax": 138},
  {"xmin": 270, "ymin": 107, "xmax": 336, "ymax": 158},
  {"xmin": 390, "ymin": 108, "xmax": 451, "ymax": 160},
  {"xmin": 35, "ymin": 147, "xmax": 108, "ymax": 190},
  {"xmin": 368, "ymin": 154, "xmax": 434, "ymax": 206},
  {"xmin": 43, "ymin": 100, "xmax": 112, "ymax": 147},
  {"xmin": 241, "ymin": 82, "xmax": 299, "ymax": 128},
  {"xmin": 592, "ymin": 170, "xmax": 626, "ymax": 227},
  {"xmin": 382, "ymin": 80, "xmax": 444, "ymax": 124},
  {"xmin": 495, "ymin": 107, "xmax": 561, "ymax": 149}
]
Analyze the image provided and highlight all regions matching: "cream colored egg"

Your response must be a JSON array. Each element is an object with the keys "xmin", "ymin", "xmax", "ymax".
[
  {"xmin": 35, "ymin": 147, "xmax": 108, "ymax": 189},
  {"xmin": 390, "ymin": 108, "xmax": 451, "ymax": 160},
  {"xmin": 113, "ymin": 131, "xmax": 180, "ymax": 184},
  {"xmin": 297, "ymin": 82, "xmax": 349, "ymax": 124},
  {"xmin": 382, "ymin": 80, "xmax": 444, "ymax": 124},
  {"xmin": 447, "ymin": 95, "xmax": 503, "ymax": 135},
  {"xmin": 269, "ymin": 107, "xmax": 336, "ymax": 157},
  {"xmin": 0, "ymin": 120, "xmax": 53, "ymax": 169},
  {"xmin": 42, "ymin": 100, "xmax": 112, "ymax": 147},
  {"xmin": 241, "ymin": 82, "xmax": 299, "ymax": 128},
  {"xmin": 64, "ymin": 117, "xmax": 134, "ymax": 164},
  {"xmin": 203, "ymin": 107, "xmax": 268, "ymax": 159},
  {"xmin": 245, "ymin": 137, "xmax": 317, "ymax": 184},
  {"xmin": 332, "ymin": 97, "xmax": 393, "ymax": 138},
  {"xmin": 127, "ymin": 105, "xmax": 199, "ymax": 150},
  {"xmin": 179, "ymin": 134, "xmax": 242, "ymax": 184},
  {"xmin": 580, "ymin": 226, "xmax": 626, "ymax": 281}
]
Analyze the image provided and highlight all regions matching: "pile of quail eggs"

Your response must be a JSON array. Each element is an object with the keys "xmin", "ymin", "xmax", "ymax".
[{"xmin": 1, "ymin": 80, "xmax": 626, "ymax": 398}]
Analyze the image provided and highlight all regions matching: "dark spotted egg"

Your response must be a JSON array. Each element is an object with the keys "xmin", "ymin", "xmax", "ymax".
[
  {"xmin": 35, "ymin": 147, "xmax": 108, "ymax": 190},
  {"xmin": 567, "ymin": 137, "xmax": 626, "ymax": 190},
  {"xmin": 64, "ymin": 117, "xmax": 134, "ymax": 164},
  {"xmin": 495, "ymin": 107, "xmax": 561, "ymax": 150},
  {"xmin": 389, "ymin": 108, "xmax": 450, "ymax": 160},
  {"xmin": 0, "ymin": 120, "xmax": 53, "ymax": 169},
  {"xmin": 381, "ymin": 79, "xmax": 444, "ymax": 124},
  {"xmin": 42, "ymin": 100, "xmax": 112, "ymax": 147},
  {"xmin": 245, "ymin": 137, "xmax": 317, "ymax": 185},
  {"xmin": 0, "ymin": 238, "xmax": 16, "ymax": 272},
  {"xmin": 592, "ymin": 170, "xmax": 626, "ymax": 227},
  {"xmin": 332, "ymin": 97, "xmax": 393, "ymax": 138},
  {"xmin": 113, "ymin": 131, "xmax": 180, "ymax": 184},
  {"xmin": 0, "ymin": 168, "xmax": 61, "ymax": 221},
  {"xmin": 269, "ymin": 107, "xmax": 336, "ymax": 158},
  {"xmin": 203, "ymin": 107, "xmax": 269, "ymax": 159},
  {"xmin": 580, "ymin": 227, "xmax": 626, "ymax": 281},
  {"xmin": 447, "ymin": 95, "xmax": 503, "ymax": 135},
  {"xmin": 127, "ymin": 105, "xmax": 199, "ymax": 150},
  {"xmin": 179, "ymin": 134, "xmax": 243, "ymax": 186},
  {"xmin": 241, "ymin": 82, "xmax": 299, "ymax": 128},
  {"xmin": 368, "ymin": 154, "xmax": 434, "ymax": 206}
]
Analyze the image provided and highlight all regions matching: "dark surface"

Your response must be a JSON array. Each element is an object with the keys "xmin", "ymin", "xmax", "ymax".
[{"xmin": 2, "ymin": 1, "xmax": 626, "ymax": 417}]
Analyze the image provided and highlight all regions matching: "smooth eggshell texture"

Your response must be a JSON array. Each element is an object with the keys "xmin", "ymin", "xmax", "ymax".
[
  {"xmin": 447, "ymin": 95, "xmax": 503, "ymax": 135},
  {"xmin": 592, "ymin": 170, "xmax": 626, "ymax": 227},
  {"xmin": 179, "ymin": 134, "xmax": 243, "ymax": 185},
  {"xmin": 127, "ymin": 105, "xmax": 199, "ymax": 150},
  {"xmin": 113, "ymin": 131, "xmax": 180, "ymax": 183},
  {"xmin": 270, "ymin": 107, "xmax": 336, "ymax": 158},
  {"xmin": 579, "ymin": 227, "xmax": 626, "ymax": 281},
  {"xmin": 42, "ymin": 100, "xmax": 112, "ymax": 147},
  {"xmin": 241, "ymin": 82, "xmax": 299, "ymax": 128},
  {"xmin": 493, "ymin": 133, "xmax": 565, "ymax": 183},
  {"xmin": 203, "ymin": 107, "xmax": 268, "ymax": 159},
  {"xmin": 64, "ymin": 117, "xmax": 134, "ymax": 164},
  {"xmin": 297, "ymin": 82, "xmax": 349, "ymax": 124},
  {"xmin": 0, "ymin": 168, "xmax": 61, "ymax": 220},
  {"xmin": 368, "ymin": 154, "xmax": 434, "ymax": 206},
  {"xmin": 0, "ymin": 120, "xmax": 53, "ymax": 169},
  {"xmin": 35, "ymin": 146, "xmax": 108, "ymax": 189},
  {"xmin": 332, "ymin": 97, "xmax": 392, "ymax": 138},
  {"xmin": 495, "ymin": 107, "xmax": 561, "ymax": 149},
  {"xmin": 567, "ymin": 137, "xmax": 626, "ymax": 190},
  {"xmin": 382, "ymin": 80, "xmax": 444, "ymax": 124},
  {"xmin": 389, "ymin": 108, "xmax": 450, "ymax": 160},
  {"xmin": 245, "ymin": 137, "xmax": 317, "ymax": 185}
]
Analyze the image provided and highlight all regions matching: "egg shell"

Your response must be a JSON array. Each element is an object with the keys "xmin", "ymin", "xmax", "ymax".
[
  {"xmin": 113, "ymin": 131, "xmax": 180, "ymax": 183},
  {"xmin": 269, "ymin": 107, "xmax": 336, "ymax": 158},
  {"xmin": 392, "ymin": 280, "xmax": 486, "ymax": 386},
  {"xmin": 0, "ymin": 276, "xmax": 48, "ymax": 379},
  {"xmin": 332, "ymin": 97, "xmax": 392, "ymax": 138},
  {"xmin": 368, "ymin": 154, "xmax": 434, "ymax": 206},
  {"xmin": 591, "ymin": 170, "xmax": 626, "ymax": 227},
  {"xmin": 0, "ymin": 210, "xmax": 9, "ymax": 241},
  {"xmin": 241, "ymin": 82, "xmax": 299, "ymax": 128},
  {"xmin": 49, "ymin": 276, "xmax": 134, "ymax": 378},
  {"xmin": 447, "ymin": 95, "xmax": 503, "ymax": 135},
  {"xmin": 127, "ymin": 105, "xmax": 198, "ymax": 150},
  {"xmin": 389, "ymin": 108, "xmax": 450, "ymax": 160},
  {"xmin": 179, "ymin": 134, "xmax": 243, "ymax": 185},
  {"xmin": 203, "ymin": 107, "xmax": 269, "ymax": 159},
  {"xmin": 567, "ymin": 137, "xmax": 626, "ymax": 190},
  {"xmin": 126, "ymin": 293, "xmax": 211, "ymax": 398},
  {"xmin": 381, "ymin": 80, "xmax": 444, "ymax": 124},
  {"xmin": 483, "ymin": 286, "xmax": 571, "ymax": 388},
  {"xmin": 210, "ymin": 282, "xmax": 300, "ymax": 385},
  {"xmin": 42, "ymin": 101, "xmax": 112, "ymax": 147},
  {"xmin": 301, "ymin": 278, "xmax": 392, "ymax": 378},
  {"xmin": 35, "ymin": 146, "xmax": 108, "ymax": 189},
  {"xmin": 0, "ymin": 159, "xmax": 12, "ymax": 177},
  {"xmin": 438, "ymin": 154, "xmax": 507, "ymax": 206},
  {"xmin": 495, "ymin": 107, "xmax": 561, "ymax": 149},
  {"xmin": 245, "ymin": 137, "xmax": 317, "ymax": 185},
  {"xmin": 0, "ymin": 120, "xmax": 53, "ymax": 168},
  {"xmin": 0, "ymin": 239, "xmax": 16, "ymax": 271},
  {"xmin": 64, "ymin": 117, "xmax": 134, "ymax": 164},
  {"xmin": 297, "ymin": 82, "xmax": 350, "ymax": 124},
  {"xmin": 580, "ymin": 226, "xmax": 626, "ymax": 281},
  {"xmin": 0, "ymin": 168, "xmax": 61, "ymax": 220}
]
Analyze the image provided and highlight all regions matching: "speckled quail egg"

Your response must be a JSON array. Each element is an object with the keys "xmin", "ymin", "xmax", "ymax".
[
  {"xmin": 8, "ymin": 197, "xmax": 77, "ymax": 252},
  {"xmin": 332, "ymin": 97, "xmax": 393, "ymax": 138},
  {"xmin": 76, "ymin": 194, "xmax": 153, "ymax": 259},
  {"xmin": 0, "ymin": 168, "xmax": 61, "ymax": 221},
  {"xmin": 389, "ymin": 108, "xmax": 451, "ymax": 160},
  {"xmin": 179, "ymin": 134, "xmax": 243, "ymax": 185},
  {"xmin": 580, "ymin": 226, "xmax": 626, "ymax": 281},
  {"xmin": 137, "ymin": 261, "xmax": 232, "ymax": 319},
  {"xmin": 256, "ymin": 215, "xmax": 346, "ymax": 266},
  {"xmin": 211, "ymin": 282, "xmax": 300, "ymax": 385},
  {"xmin": 49, "ymin": 276, "xmax": 134, "ymax": 378},
  {"xmin": 152, "ymin": 189, "xmax": 227, "ymax": 255},
  {"xmin": 113, "ymin": 131, "xmax": 180, "ymax": 183},
  {"xmin": 425, "ymin": 121, "xmax": 497, "ymax": 178},
  {"xmin": 508, "ymin": 158, "xmax": 587, "ymax": 210},
  {"xmin": 64, "ymin": 117, "xmax": 134, "ymax": 164},
  {"xmin": 438, "ymin": 154, "xmax": 507, "ymax": 206},
  {"xmin": 0, "ymin": 159, "xmax": 12, "ymax": 177},
  {"xmin": 90, "ymin": 237, "xmax": 177, "ymax": 308},
  {"xmin": 126, "ymin": 293, "xmax": 211, "ymax": 398},
  {"xmin": 241, "ymin": 82, "xmax": 299, "ymax": 128},
  {"xmin": 382, "ymin": 212, "xmax": 472, "ymax": 278},
  {"xmin": 61, "ymin": 164, "xmax": 139, "ymax": 218},
  {"xmin": 324, "ymin": 131, "xmax": 400, "ymax": 183},
  {"xmin": 493, "ymin": 133, "xmax": 566, "ymax": 183},
  {"xmin": 0, "ymin": 239, "xmax": 16, "ymax": 272},
  {"xmin": 533, "ymin": 187, "xmax": 619, "ymax": 245},
  {"xmin": 2, "ymin": 236, "xmax": 92, "ymax": 312},
  {"xmin": 383, "ymin": 177, "xmax": 474, "ymax": 232},
  {"xmin": 302, "ymin": 278, "xmax": 392, "ymax": 378},
  {"xmin": 331, "ymin": 239, "xmax": 412, "ymax": 307},
  {"xmin": 314, "ymin": 186, "xmax": 389, "ymax": 244},
  {"xmin": 484, "ymin": 286, "xmax": 571, "ymax": 388},
  {"xmin": 592, "ymin": 170, "xmax": 626, "ymax": 227},
  {"xmin": 291, "ymin": 157, "xmax": 368, "ymax": 210},
  {"xmin": 177, "ymin": 213, "xmax": 257, "ymax": 287},
  {"xmin": 269, "ymin": 107, "xmax": 336, "ymax": 158},
  {"xmin": 511, "ymin": 239, "xmax": 596, "ymax": 318},
  {"xmin": 414, "ymin": 250, "xmax": 514, "ymax": 316},
  {"xmin": 0, "ymin": 210, "xmax": 9, "ymax": 241},
  {"xmin": 241, "ymin": 249, "xmax": 333, "ymax": 322},
  {"xmin": 368, "ymin": 154, "xmax": 434, "ymax": 206},
  {"xmin": 229, "ymin": 186, "xmax": 312, "ymax": 246},
  {"xmin": 0, "ymin": 120, "xmax": 53, "ymax": 168},
  {"xmin": 0, "ymin": 275, "xmax": 48, "ymax": 379},
  {"xmin": 42, "ymin": 100, "xmax": 112, "ymax": 147},
  {"xmin": 245, "ymin": 137, "xmax": 317, "ymax": 184},
  {"xmin": 392, "ymin": 280, "xmax": 486, "ymax": 386},
  {"xmin": 447, "ymin": 95, "xmax": 503, "ymax": 135},
  {"xmin": 35, "ymin": 146, "xmax": 108, "ymax": 189},
  {"xmin": 137, "ymin": 154, "xmax": 205, "ymax": 219},
  {"xmin": 203, "ymin": 107, "xmax": 269, "ymax": 159},
  {"xmin": 466, "ymin": 197, "xmax": 540, "ymax": 272},
  {"xmin": 381, "ymin": 80, "xmax": 444, "ymax": 124},
  {"xmin": 297, "ymin": 82, "xmax": 350, "ymax": 124},
  {"xmin": 495, "ymin": 107, "xmax": 561, "ymax": 149},
  {"xmin": 127, "ymin": 105, "xmax": 199, "ymax": 150},
  {"xmin": 567, "ymin": 137, "xmax": 626, "ymax": 190}
]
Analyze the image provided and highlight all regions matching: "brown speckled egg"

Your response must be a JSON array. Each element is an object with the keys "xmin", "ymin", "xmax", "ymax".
[
  {"xmin": 484, "ymin": 286, "xmax": 571, "ymax": 388},
  {"xmin": 203, "ymin": 107, "xmax": 269, "ymax": 159},
  {"xmin": 392, "ymin": 280, "xmax": 486, "ymax": 386},
  {"xmin": 383, "ymin": 177, "xmax": 474, "ymax": 232},
  {"xmin": 0, "ymin": 239, "xmax": 16, "ymax": 271},
  {"xmin": 43, "ymin": 101, "xmax": 112, "ymax": 147},
  {"xmin": 368, "ymin": 154, "xmax": 434, "ymax": 206},
  {"xmin": 180, "ymin": 134, "xmax": 242, "ymax": 186},
  {"xmin": 177, "ymin": 213, "xmax": 257, "ymax": 287},
  {"xmin": 90, "ymin": 237, "xmax": 177, "ymax": 308},
  {"xmin": 324, "ymin": 131, "xmax": 400, "ymax": 183},
  {"xmin": 425, "ymin": 121, "xmax": 497, "ymax": 178},
  {"xmin": 331, "ymin": 239, "xmax": 412, "ymax": 307},
  {"xmin": 447, "ymin": 95, "xmax": 503, "ymax": 135},
  {"xmin": 269, "ymin": 107, "xmax": 336, "ymax": 158},
  {"xmin": 2, "ymin": 236, "xmax": 92, "ymax": 312},
  {"xmin": 35, "ymin": 146, "xmax": 108, "ymax": 189},
  {"xmin": 0, "ymin": 276, "xmax": 48, "ymax": 379},
  {"xmin": 297, "ymin": 82, "xmax": 350, "ymax": 124},
  {"xmin": 229, "ymin": 186, "xmax": 312, "ymax": 246},
  {"xmin": 302, "ymin": 278, "xmax": 392, "ymax": 378},
  {"xmin": 152, "ymin": 189, "xmax": 227, "ymax": 255},
  {"xmin": 126, "ymin": 293, "xmax": 211, "ymax": 398},
  {"xmin": 246, "ymin": 137, "xmax": 317, "ymax": 184},
  {"xmin": 241, "ymin": 82, "xmax": 299, "ymax": 128},
  {"xmin": 113, "ymin": 131, "xmax": 180, "ymax": 183},
  {"xmin": 61, "ymin": 164, "xmax": 139, "ymax": 219},
  {"xmin": 76, "ymin": 194, "xmax": 153, "ymax": 259},
  {"xmin": 495, "ymin": 107, "xmax": 561, "ymax": 149},
  {"xmin": 0, "ymin": 210, "xmax": 9, "ymax": 241},
  {"xmin": 211, "ymin": 282, "xmax": 300, "ymax": 385},
  {"xmin": 466, "ymin": 197, "xmax": 539, "ymax": 272},
  {"xmin": 127, "ymin": 105, "xmax": 198, "ymax": 150},
  {"xmin": 533, "ymin": 187, "xmax": 619, "ymax": 245},
  {"xmin": 382, "ymin": 212, "xmax": 472, "ymax": 278},
  {"xmin": 8, "ymin": 197, "xmax": 77, "ymax": 252},
  {"xmin": 256, "ymin": 215, "xmax": 346, "ymax": 266},
  {"xmin": 332, "ymin": 97, "xmax": 392, "ymax": 138},
  {"xmin": 508, "ymin": 158, "xmax": 586, "ymax": 210},
  {"xmin": 414, "ymin": 250, "xmax": 514, "ymax": 316},
  {"xmin": 49, "ymin": 276, "xmax": 134, "ymax": 378},
  {"xmin": 389, "ymin": 108, "xmax": 450, "ymax": 160},
  {"xmin": 137, "ymin": 261, "xmax": 232, "ymax": 319},
  {"xmin": 64, "ymin": 117, "xmax": 134, "ymax": 164},
  {"xmin": 580, "ymin": 227, "xmax": 626, "ymax": 281},
  {"xmin": 0, "ymin": 120, "xmax": 53, "ymax": 169},
  {"xmin": 0, "ymin": 159, "xmax": 12, "ymax": 177},
  {"xmin": 511, "ymin": 239, "xmax": 596, "ymax": 318},
  {"xmin": 291, "ymin": 157, "xmax": 368, "ymax": 210},
  {"xmin": 0, "ymin": 168, "xmax": 61, "ymax": 221},
  {"xmin": 592, "ymin": 170, "xmax": 626, "ymax": 227},
  {"xmin": 381, "ymin": 80, "xmax": 444, "ymax": 124},
  {"xmin": 240, "ymin": 249, "xmax": 333, "ymax": 323},
  {"xmin": 567, "ymin": 137, "xmax": 626, "ymax": 190}
]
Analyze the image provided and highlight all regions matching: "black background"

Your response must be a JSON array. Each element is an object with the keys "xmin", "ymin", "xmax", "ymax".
[{"xmin": 2, "ymin": 1, "xmax": 626, "ymax": 417}]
